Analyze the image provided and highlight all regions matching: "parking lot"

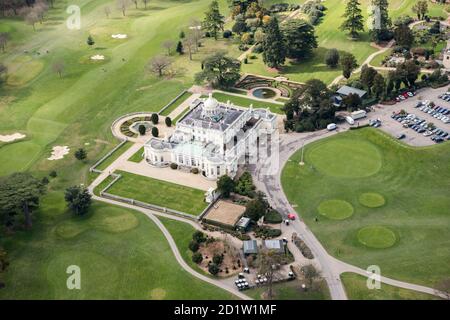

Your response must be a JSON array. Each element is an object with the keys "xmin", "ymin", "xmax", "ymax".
[{"xmin": 363, "ymin": 87, "xmax": 450, "ymax": 146}]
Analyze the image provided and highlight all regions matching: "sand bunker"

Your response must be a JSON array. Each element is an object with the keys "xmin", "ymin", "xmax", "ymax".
[
  {"xmin": 111, "ymin": 34, "xmax": 127, "ymax": 39},
  {"xmin": 48, "ymin": 146, "xmax": 70, "ymax": 161},
  {"xmin": 0, "ymin": 133, "xmax": 26, "ymax": 143},
  {"xmin": 90, "ymin": 54, "xmax": 105, "ymax": 60}
]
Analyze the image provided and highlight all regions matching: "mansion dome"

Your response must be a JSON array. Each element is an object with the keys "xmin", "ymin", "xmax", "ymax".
[{"xmin": 202, "ymin": 93, "xmax": 219, "ymax": 117}]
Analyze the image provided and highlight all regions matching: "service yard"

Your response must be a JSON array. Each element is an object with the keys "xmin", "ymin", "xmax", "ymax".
[{"xmin": 363, "ymin": 87, "xmax": 450, "ymax": 147}]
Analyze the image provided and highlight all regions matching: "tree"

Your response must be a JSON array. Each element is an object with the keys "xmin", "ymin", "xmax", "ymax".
[
  {"xmin": 147, "ymin": 55, "xmax": 172, "ymax": 77},
  {"xmin": 189, "ymin": 19, "xmax": 203, "ymax": 48},
  {"xmin": 0, "ymin": 247, "xmax": 7, "ymax": 272},
  {"xmin": 213, "ymin": 254, "xmax": 224, "ymax": 265},
  {"xmin": 195, "ymin": 52, "xmax": 241, "ymax": 88},
  {"xmin": 193, "ymin": 230, "xmax": 206, "ymax": 243},
  {"xmin": 394, "ymin": 23, "xmax": 414, "ymax": 48},
  {"xmin": 162, "ymin": 40, "xmax": 174, "ymax": 55},
  {"xmin": 208, "ymin": 263, "xmax": 220, "ymax": 275},
  {"xmin": 165, "ymin": 117, "xmax": 172, "ymax": 127},
  {"xmin": 183, "ymin": 35, "xmax": 196, "ymax": 60},
  {"xmin": 340, "ymin": 52, "xmax": 358, "ymax": 79},
  {"xmin": 400, "ymin": 60, "xmax": 420, "ymax": 87},
  {"xmin": 244, "ymin": 198, "xmax": 266, "ymax": 222},
  {"xmin": 325, "ymin": 48, "xmax": 340, "ymax": 68},
  {"xmin": 138, "ymin": 124, "xmax": 146, "ymax": 135},
  {"xmin": 151, "ymin": 113, "xmax": 159, "ymax": 124},
  {"xmin": 192, "ymin": 252, "xmax": 203, "ymax": 264},
  {"xmin": 104, "ymin": 6, "xmax": 111, "ymax": 18},
  {"xmin": 435, "ymin": 278, "xmax": 450, "ymax": 300},
  {"xmin": 281, "ymin": 19, "xmax": 317, "ymax": 60},
  {"xmin": 117, "ymin": 0, "xmax": 130, "ymax": 16},
  {"xmin": 151, "ymin": 126, "xmax": 159, "ymax": 137},
  {"xmin": 87, "ymin": 35, "xmax": 95, "ymax": 47},
  {"xmin": 342, "ymin": 93, "xmax": 362, "ymax": 111},
  {"xmin": 412, "ymin": 0, "xmax": 428, "ymax": 20},
  {"xmin": 0, "ymin": 173, "xmax": 45, "ymax": 229},
  {"xmin": 217, "ymin": 175, "xmax": 235, "ymax": 198},
  {"xmin": 64, "ymin": 186, "xmax": 92, "ymax": 216},
  {"xmin": 25, "ymin": 11, "xmax": 39, "ymax": 31},
  {"xmin": 132, "ymin": 0, "xmax": 138, "ymax": 9},
  {"xmin": 189, "ymin": 240, "xmax": 199, "ymax": 252},
  {"xmin": 302, "ymin": 264, "xmax": 321, "ymax": 289},
  {"xmin": 74, "ymin": 148, "xmax": 87, "ymax": 161},
  {"xmin": 52, "ymin": 61, "xmax": 65, "ymax": 78},
  {"xmin": 340, "ymin": 0, "xmax": 364, "ymax": 38},
  {"xmin": 360, "ymin": 64, "xmax": 378, "ymax": 94},
  {"xmin": 372, "ymin": 73, "xmax": 385, "ymax": 98},
  {"xmin": 262, "ymin": 17, "xmax": 286, "ymax": 69},
  {"xmin": 176, "ymin": 41, "xmax": 184, "ymax": 55},
  {"xmin": 232, "ymin": 14, "xmax": 247, "ymax": 35},
  {"xmin": 34, "ymin": 0, "xmax": 49, "ymax": 24},
  {"xmin": 202, "ymin": 0, "xmax": 225, "ymax": 40},
  {"xmin": 257, "ymin": 249, "xmax": 283, "ymax": 299},
  {"xmin": 369, "ymin": 0, "xmax": 391, "ymax": 42},
  {"xmin": 0, "ymin": 32, "xmax": 9, "ymax": 52}
]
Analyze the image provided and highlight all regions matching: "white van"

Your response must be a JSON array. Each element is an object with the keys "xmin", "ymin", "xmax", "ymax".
[
  {"xmin": 345, "ymin": 116, "xmax": 355, "ymax": 125},
  {"xmin": 327, "ymin": 123, "xmax": 337, "ymax": 131}
]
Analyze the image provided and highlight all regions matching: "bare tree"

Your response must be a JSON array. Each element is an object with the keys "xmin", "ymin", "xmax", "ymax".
[
  {"xmin": 0, "ymin": 32, "xmax": 9, "ymax": 52},
  {"xmin": 117, "ymin": 0, "xmax": 130, "ymax": 16},
  {"xmin": 162, "ymin": 40, "xmax": 175, "ymax": 55},
  {"xmin": 132, "ymin": 0, "xmax": 138, "ymax": 9},
  {"xmin": 189, "ymin": 19, "xmax": 202, "ymax": 48},
  {"xmin": 435, "ymin": 279, "xmax": 450, "ymax": 300},
  {"xmin": 142, "ymin": 0, "xmax": 149, "ymax": 9},
  {"xmin": 34, "ymin": 0, "xmax": 49, "ymax": 24},
  {"xmin": 147, "ymin": 55, "xmax": 172, "ymax": 77},
  {"xmin": 25, "ymin": 11, "xmax": 39, "ymax": 31},
  {"xmin": 104, "ymin": 6, "xmax": 111, "ymax": 18},
  {"xmin": 52, "ymin": 61, "xmax": 65, "ymax": 78},
  {"xmin": 301, "ymin": 264, "xmax": 321, "ymax": 290},
  {"xmin": 183, "ymin": 35, "xmax": 196, "ymax": 60},
  {"xmin": 257, "ymin": 249, "xmax": 282, "ymax": 299}
]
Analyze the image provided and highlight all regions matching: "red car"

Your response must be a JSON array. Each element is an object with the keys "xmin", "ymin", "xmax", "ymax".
[
  {"xmin": 287, "ymin": 214, "xmax": 296, "ymax": 220},
  {"xmin": 402, "ymin": 93, "xmax": 409, "ymax": 98}
]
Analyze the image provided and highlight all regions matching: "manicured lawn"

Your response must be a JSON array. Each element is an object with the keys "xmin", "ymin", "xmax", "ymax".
[
  {"xmin": 107, "ymin": 171, "xmax": 208, "ymax": 216},
  {"xmin": 159, "ymin": 91, "xmax": 191, "ymax": 117},
  {"xmin": 0, "ymin": 197, "xmax": 235, "ymax": 299},
  {"xmin": 247, "ymin": 279, "xmax": 330, "ymax": 300},
  {"xmin": 158, "ymin": 216, "xmax": 210, "ymax": 277},
  {"xmin": 341, "ymin": 273, "xmax": 440, "ymax": 300},
  {"xmin": 212, "ymin": 92, "xmax": 284, "ymax": 114},
  {"xmin": 127, "ymin": 147, "xmax": 144, "ymax": 163},
  {"xmin": 0, "ymin": 0, "xmax": 234, "ymax": 299},
  {"xmin": 96, "ymin": 141, "xmax": 133, "ymax": 171},
  {"xmin": 281, "ymin": 128, "xmax": 450, "ymax": 287}
]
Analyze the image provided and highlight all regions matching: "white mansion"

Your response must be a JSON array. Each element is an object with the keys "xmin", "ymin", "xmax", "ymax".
[{"xmin": 144, "ymin": 93, "xmax": 278, "ymax": 180}]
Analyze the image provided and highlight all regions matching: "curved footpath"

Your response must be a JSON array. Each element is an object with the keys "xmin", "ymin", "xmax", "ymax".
[
  {"xmin": 251, "ymin": 128, "xmax": 447, "ymax": 300},
  {"xmin": 91, "ymin": 194, "xmax": 252, "ymax": 300}
]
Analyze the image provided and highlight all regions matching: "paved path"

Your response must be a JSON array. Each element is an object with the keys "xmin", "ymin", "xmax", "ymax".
[
  {"xmin": 167, "ymin": 93, "xmax": 200, "ymax": 120},
  {"xmin": 251, "ymin": 128, "xmax": 447, "ymax": 299}
]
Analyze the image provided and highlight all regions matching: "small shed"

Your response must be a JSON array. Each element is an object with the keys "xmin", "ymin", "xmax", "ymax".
[
  {"xmin": 243, "ymin": 240, "xmax": 258, "ymax": 255},
  {"xmin": 263, "ymin": 239, "xmax": 285, "ymax": 254},
  {"xmin": 236, "ymin": 217, "xmax": 251, "ymax": 232}
]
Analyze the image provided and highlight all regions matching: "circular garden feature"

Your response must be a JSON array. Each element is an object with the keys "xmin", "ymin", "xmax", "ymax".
[
  {"xmin": 357, "ymin": 226, "xmax": 397, "ymax": 249},
  {"xmin": 252, "ymin": 88, "xmax": 277, "ymax": 99},
  {"xmin": 318, "ymin": 199, "xmax": 354, "ymax": 220},
  {"xmin": 359, "ymin": 192, "xmax": 386, "ymax": 208},
  {"xmin": 307, "ymin": 139, "xmax": 382, "ymax": 178}
]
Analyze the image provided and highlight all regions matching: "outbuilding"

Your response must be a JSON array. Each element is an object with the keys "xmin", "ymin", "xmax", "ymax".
[{"xmin": 243, "ymin": 240, "xmax": 258, "ymax": 255}]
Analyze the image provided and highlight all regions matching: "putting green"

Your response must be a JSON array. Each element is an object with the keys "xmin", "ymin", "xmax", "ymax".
[
  {"xmin": 307, "ymin": 139, "xmax": 382, "ymax": 178},
  {"xmin": 358, "ymin": 226, "xmax": 397, "ymax": 249},
  {"xmin": 359, "ymin": 193, "xmax": 386, "ymax": 208},
  {"xmin": 318, "ymin": 200, "xmax": 354, "ymax": 220},
  {"xmin": 90, "ymin": 207, "xmax": 139, "ymax": 233}
]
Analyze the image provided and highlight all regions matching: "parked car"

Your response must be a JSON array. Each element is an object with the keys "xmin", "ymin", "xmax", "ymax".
[{"xmin": 397, "ymin": 133, "xmax": 406, "ymax": 140}]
